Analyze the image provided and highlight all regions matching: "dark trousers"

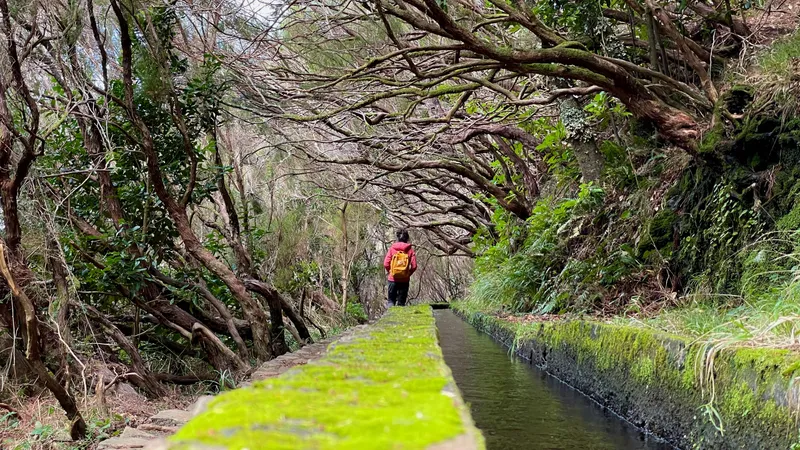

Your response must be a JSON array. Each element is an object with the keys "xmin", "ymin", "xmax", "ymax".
[{"xmin": 388, "ymin": 281, "xmax": 409, "ymax": 306}]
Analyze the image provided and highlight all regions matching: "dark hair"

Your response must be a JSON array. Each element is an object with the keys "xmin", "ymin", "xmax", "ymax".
[{"xmin": 395, "ymin": 228, "xmax": 410, "ymax": 243}]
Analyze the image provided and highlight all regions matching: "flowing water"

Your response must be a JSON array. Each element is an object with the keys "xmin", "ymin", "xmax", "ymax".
[{"xmin": 434, "ymin": 309, "xmax": 673, "ymax": 450}]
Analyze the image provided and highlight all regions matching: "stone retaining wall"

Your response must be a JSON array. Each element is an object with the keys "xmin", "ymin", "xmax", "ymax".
[{"xmin": 454, "ymin": 305, "xmax": 800, "ymax": 450}]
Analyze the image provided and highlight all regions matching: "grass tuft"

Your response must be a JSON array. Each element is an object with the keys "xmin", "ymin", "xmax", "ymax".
[{"xmin": 758, "ymin": 31, "xmax": 800, "ymax": 79}]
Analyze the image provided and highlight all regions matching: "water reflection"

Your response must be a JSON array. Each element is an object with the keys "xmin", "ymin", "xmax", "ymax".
[{"xmin": 434, "ymin": 310, "xmax": 673, "ymax": 450}]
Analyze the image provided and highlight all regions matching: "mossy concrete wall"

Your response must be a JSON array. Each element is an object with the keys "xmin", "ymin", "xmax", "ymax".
[
  {"xmin": 454, "ymin": 306, "xmax": 800, "ymax": 449},
  {"xmin": 165, "ymin": 305, "xmax": 484, "ymax": 450}
]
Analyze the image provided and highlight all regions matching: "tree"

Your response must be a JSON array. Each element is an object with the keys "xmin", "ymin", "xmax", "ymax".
[
  {"xmin": 0, "ymin": 0, "xmax": 86, "ymax": 438},
  {"xmin": 203, "ymin": 0, "xmax": 753, "ymax": 245}
]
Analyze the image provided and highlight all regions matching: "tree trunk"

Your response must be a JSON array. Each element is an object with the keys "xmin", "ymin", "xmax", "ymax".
[
  {"xmin": 242, "ymin": 277, "xmax": 289, "ymax": 356},
  {"xmin": 126, "ymin": 286, "xmax": 249, "ymax": 372},
  {"xmin": 212, "ymin": 130, "xmax": 313, "ymax": 348},
  {"xmin": 173, "ymin": 218, "xmax": 274, "ymax": 360},
  {"xmin": 0, "ymin": 240, "xmax": 87, "ymax": 439},
  {"xmin": 340, "ymin": 203, "xmax": 349, "ymax": 307},
  {"xmin": 558, "ymin": 95, "xmax": 604, "ymax": 182},
  {"xmin": 46, "ymin": 231, "xmax": 74, "ymax": 390},
  {"xmin": 74, "ymin": 247, "xmax": 245, "ymax": 371},
  {"xmin": 111, "ymin": 0, "xmax": 275, "ymax": 361},
  {"xmin": 280, "ymin": 295, "xmax": 312, "ymax": 343},
  {"xmin": 622, "ymin": 96, "xmax": 699, "ymax": 152},
  {"xmin": 191, "ymin": 323, "xmax": 250, "ymax": 372},
  {"xmin": 80, "ymin": 304, "xmax": 167, "ymax": 397},
  {"xmin": 151, "ymin": 268, "xmax": 250, "ymax": 361}
]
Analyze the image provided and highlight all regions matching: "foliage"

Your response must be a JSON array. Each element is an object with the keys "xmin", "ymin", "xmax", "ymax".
[
  {"xmin": 345, "ymin": 301, "xmax": 369, "ymax": 324},
  {"xmin": 524, "ymin": 117, "xmax": 579, "ymax": 183},
  {"xmin": 676, "ymin": 180, "xmax": 763, "ymax": 292},
  {"xmin": 636, "ymin": 229, "xmax": 800, "ymax": 342},
  {"xmin": 469, "ymin": 183, "xmax": 606, "ymax": 314}
]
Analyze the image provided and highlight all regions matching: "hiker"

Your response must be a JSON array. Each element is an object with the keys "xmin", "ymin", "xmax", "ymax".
[{"xmin": 383, "ymin": 228, "xmax": 417, "ymax": 307}]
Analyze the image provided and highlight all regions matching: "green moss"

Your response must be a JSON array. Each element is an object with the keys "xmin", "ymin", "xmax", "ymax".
[
  {"xmin": 454, "ymin": 300, "xmax": 800, "ymax": 448},
  {"xmin": 169, "ymin": 306, "xmax": 482, "ymax": 450},
  {"xmin": 778, "ymin": 202, "xmax": 800, "ymax": 231},
  {"xmin": 730, "ymin": 347, "xmax": 795, "ymax": 376},
  {"xmin": 721, "ymin": 381, "xmax": 757, "ymax": 419},
  {"xmin": 718, "ymin": 378, "xmax": 794, "ymax": 434},
  {"xmin": 631, "ymin": 356, "xmax": 656, "ymax": 384},
  {"xmin": 758, "ymin": 30, "xmax": 800, "ymax": 77},
  {"xmin": 698, "ymin": 117, "xmax": 726, "ymax": 154},
  {"xmin": 682, "ymin": 349, "xmax": 699, "ymax": 391},
  {"xmin": 638, "ymin": 209, "xmax": 679, "ymax": 259}
]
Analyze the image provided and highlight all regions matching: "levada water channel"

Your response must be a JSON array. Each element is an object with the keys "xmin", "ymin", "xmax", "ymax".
[{"xmin": 434, "ymin": 309, "xmax": 673, "ymax": 450}]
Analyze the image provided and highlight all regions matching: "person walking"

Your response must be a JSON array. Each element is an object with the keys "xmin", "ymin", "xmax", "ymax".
[{"xmin": 383, "ymin": 229, "xmax": 417, "ymax": 306}]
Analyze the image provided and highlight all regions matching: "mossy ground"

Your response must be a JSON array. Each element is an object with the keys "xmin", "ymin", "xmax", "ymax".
[{"xmin": 169, "ymin": 305, "xmax": 482, "ymax": 450}]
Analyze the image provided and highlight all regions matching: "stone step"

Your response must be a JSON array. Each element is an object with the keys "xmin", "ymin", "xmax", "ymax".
[
  {"xmin": 97, "ymin": 436, "xmax": 153, "ymax": 449},
  {"xmin": 121, "ymin": 427, "xmax": 156, "ymax": 439},
  {"xmin": 189, "ymin": 395, "xmax": 214, "ymax": 416},
  {"xmin": 147, "ymin": 409, "xmax": 193, "ymax": 427},
  {"xmin": 97, "ymin": 427, "xmax": 157, "ymax": 449},
  {"xmin": 137, "ymin": 424, "xmax": 178, "ymax": 435}
]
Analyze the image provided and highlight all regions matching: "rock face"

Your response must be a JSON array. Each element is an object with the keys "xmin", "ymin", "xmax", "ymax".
[{"xmin": 455, "ymin": 307, "xmax": 800, "ymax": 449}]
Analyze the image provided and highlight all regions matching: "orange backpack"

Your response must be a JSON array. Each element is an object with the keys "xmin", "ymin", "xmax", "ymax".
[{"xmin": 390, "ymin": 250, "xmax": 411, "ymax": 280}]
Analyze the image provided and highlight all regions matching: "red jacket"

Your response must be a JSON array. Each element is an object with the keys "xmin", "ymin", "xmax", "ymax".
[{"xmin": 384, "ymin": 242, "xmax": 417, "ymax": 282}]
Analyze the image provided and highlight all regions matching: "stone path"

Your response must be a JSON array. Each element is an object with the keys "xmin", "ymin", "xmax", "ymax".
[
  {"xmin": 247, "ymin": 333, "xmax": 344, "ymax": 381},
  {"xmin": 96, "ymin": 332, "xmax": 350, "ymax": 450},
  {"xmin": 96, "ymin": 406, "xmax": 204, "ymax": 449}
]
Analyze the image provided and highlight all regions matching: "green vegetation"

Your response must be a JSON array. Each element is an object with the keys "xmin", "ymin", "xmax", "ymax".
[
  {"xmin": 464, "ymin": 31, "xmax": 800, "ymax": 347},
  {"xmin": 452, "ymin": 302, "xmax": 800, "ymax": 448},
  {"xmin": 469, "ymin": 183, "xmax": 607, "ymax": 315},
  {"xmin": 3, "ymin": 0, "xmax": 800, "ymax": 445},
  {"xmin": 169, "ymin": 306, "xmax": 483, "ymax": 449},
  {"xmin": 758, "ymin": 31, "xmax": 800, "ymax": 78},
  {"xmin": 450, "ymin": 31, "xmax": 800, "ymax": 443}
]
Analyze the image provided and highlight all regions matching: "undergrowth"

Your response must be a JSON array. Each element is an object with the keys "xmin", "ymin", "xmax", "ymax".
[
  {"xmin": 464, "ymin": 28, "xmax": 800, "ymax": 349},
  {"xmin": 628, "ymin": 231, "xmax": 800, "ymax": 347},
  {"xmin": 758, "ymin": 30, "xmax": 800, "ymax": 80},
  {"xmin": 469, "ymin": 183, "xmax": 606, "ymax": 315}
]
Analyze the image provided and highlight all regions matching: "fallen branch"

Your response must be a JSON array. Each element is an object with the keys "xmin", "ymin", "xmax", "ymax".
[{"xmin": 0, "ymin": 402, "xmax": 20, "ymax": 418}]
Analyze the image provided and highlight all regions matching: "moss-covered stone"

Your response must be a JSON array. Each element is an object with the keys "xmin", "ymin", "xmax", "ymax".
[
  {"xmin": 167, "ymin": 306, "xmax": 484, "ymax": 450},
  {"xmin": 638, "ymin": 208, "xmax": 679, "ymax": 259},
  {"xmin": 453, "ymin": 302, "xmax": 800, "ymax": 449}
]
